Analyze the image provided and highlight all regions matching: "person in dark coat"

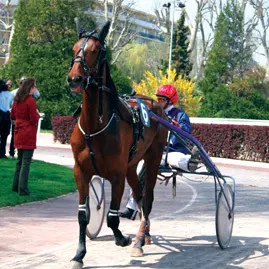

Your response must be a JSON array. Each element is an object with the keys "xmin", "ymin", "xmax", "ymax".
[
  {"xmin": 11, "ymin": 78, "xmax": 40, "ymax": 196},
  {"xmin": 0, "ymin": 79, "xmax": 13, "ymax": 158}
]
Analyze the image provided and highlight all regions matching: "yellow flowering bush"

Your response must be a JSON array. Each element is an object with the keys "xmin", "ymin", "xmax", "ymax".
[{"xmin": 133, "ymin": 69, "xmax": 201, "ymax": 116}]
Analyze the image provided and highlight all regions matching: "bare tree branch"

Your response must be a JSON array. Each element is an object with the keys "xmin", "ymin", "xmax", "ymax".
[
  {"xmin": 100, "ymin": 0, "xmax": 138, "ymax": 63},
  {"xmin": 0, "ymin": 0, "xmax": 13, "ymax": 63},
  {"xmin": 249, "ymin": 0, "xmax": 269, "ymax": 65}
]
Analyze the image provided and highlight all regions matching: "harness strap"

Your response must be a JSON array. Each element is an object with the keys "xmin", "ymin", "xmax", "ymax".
[
  {"xmin": 85, "ymin": 135, "xmax": 100, "ymax": 175},
  {"xmin": 78, "ymin": 113, "xmax": 116, "ymax": 137},
  {"xmin": 128, "ymin": 120, "xmax": 140, "ymax": 162},
  {"xmin": 98, "ymin": 86, "xmax": 103, "ymax": 123},
  {"xmin": 78, "ymin": 113, "xmax": 116, "ymax": 175}
]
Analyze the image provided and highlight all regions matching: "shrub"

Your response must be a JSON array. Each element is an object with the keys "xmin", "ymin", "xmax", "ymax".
[
  {"xmin": 52, "ymin": 116, "xmax": 77, "ymax": 144},
  {"xmin": 192, "ymin": 124, "xmax": 269, "ymax": 162},
  {"xmin": 110, "ymin": 66, "xmax": 132, "ymax": 94},
  {"xmin": 133, "ymin": 69, "xmax": 201, "ymax": 116}
]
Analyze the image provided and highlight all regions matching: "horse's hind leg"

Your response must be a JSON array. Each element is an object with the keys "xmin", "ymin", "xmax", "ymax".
[
  {"xmin": 71, "ymin": 164, "xmax": 90, "ymax": 269},
  {"xmin": 131, "ymin": 146, "xmax": 164, "ymax": 257},
  {"xmin": 125, "ymin": 165, "xmax": 146, "ymax": 257},
  {"xmin": 107, "ymin": 174, "xmax": 132, "ymax": 247}
]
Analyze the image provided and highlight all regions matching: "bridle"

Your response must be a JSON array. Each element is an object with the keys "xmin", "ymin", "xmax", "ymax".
[
  {"xmin": 69, "ymin": 30, "xmax": 106, "ymax": 89},
  {"xmin": 69, "ymin": 30, "xmax": 112, "ymax": 123}
]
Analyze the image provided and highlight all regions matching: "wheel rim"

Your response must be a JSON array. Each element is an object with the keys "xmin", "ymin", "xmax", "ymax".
[
  {"xmin": 86, "ymin": 176, "xmax": 105, "ymax": 239},
  {"xmin": 216, "ymin": 184, "xmax": 234, "ymax": 249}
]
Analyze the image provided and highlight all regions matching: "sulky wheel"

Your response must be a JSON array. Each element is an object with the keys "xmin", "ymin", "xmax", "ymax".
[
  {"xmin": 216, "ymin": 183, "xmax": 234, "ymax": 249},
  {"xmin": 86, "ymin": 176, "xmax": 105, "ymax": 239}
]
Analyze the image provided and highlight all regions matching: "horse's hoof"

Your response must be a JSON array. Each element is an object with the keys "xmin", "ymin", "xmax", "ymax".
[
  {"xmin": 145, "ymin": 236, "xmax": 151, "ymax": 245},
  {"xmin": 131, "ymin": 247, "xmax": 144, "ymax": 257},
  {"xmin": 70, "ymin": 260, "xmax": 83, "ymax": 269},
  {"xmin": 115, "ymin": 235, "xmax": 132, "ymax": 247},
  {"xmin": 127, "ymin": 236, "xmax": 132, "ymax": 246}
]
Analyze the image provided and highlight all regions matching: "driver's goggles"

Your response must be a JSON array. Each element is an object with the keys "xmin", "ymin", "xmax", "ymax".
[{"xmin": 157, "ymin": 96, "xmax": 169, "ymax": 103}]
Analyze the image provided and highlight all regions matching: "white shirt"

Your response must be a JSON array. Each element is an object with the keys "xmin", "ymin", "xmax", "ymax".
[
  {"xmin": 0, "ymin": 91, "xmax": 13, "ymax": 112},
  {"xmin": 11, "ymin": 88, "xmax": 19, "ymax": 98},
  {"xmin": 165, "ymin": 105, "xmax": 174, "ymax": 113}
]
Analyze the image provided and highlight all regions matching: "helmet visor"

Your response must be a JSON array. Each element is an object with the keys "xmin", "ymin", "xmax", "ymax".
[{"xmin": 157, "ymin": 95, "xmax": 169, "ymax": 103}]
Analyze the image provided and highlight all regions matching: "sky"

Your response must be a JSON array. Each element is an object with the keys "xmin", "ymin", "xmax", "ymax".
[{"xmin": 131, "ymin": 0, "xmax": 198, "ymax": 23}]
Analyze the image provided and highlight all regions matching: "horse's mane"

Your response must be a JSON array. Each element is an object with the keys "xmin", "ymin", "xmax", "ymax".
[{"xmin": 104, "ymin": 61, "xmax": 119, "ymax": 113}]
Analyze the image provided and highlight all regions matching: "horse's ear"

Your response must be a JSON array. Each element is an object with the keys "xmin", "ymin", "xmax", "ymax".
[
  {"xmin": 74, "ymin": 18, "xmax": 81, "ymax": 38},
  {"xmin": 74, "ymin": 17, "xmax": 82, "ymax": 39},
  {"xmin": 98, "ymin": 21, "xmax": 111, "ymax": 45}
]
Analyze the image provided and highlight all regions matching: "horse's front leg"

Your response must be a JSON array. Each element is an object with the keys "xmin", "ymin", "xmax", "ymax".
[
  {"xmin": 107, "ymin": 174, "xmax": 132, "ymax": 247},
  {"xmin": 71, "ymin": 165, "xmax": 90, "ymax": 269}
]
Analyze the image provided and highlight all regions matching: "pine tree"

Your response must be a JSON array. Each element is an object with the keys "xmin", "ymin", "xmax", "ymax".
[
  {"xmin": 171, "ymin": 11, "xmax": 192, "ymax": 78},
  {"xmin": 199, "ymin": 11, "xmax": 229, "ymax": 95},
  {"xmin": 223, "ymin": 0, "xmax": 254, "ymax": 79},
  {"xmin": 0, "ymin": 0, "xmax": 95, "ymax": 129},
  {"xmin": 197, "ymin": 0, "xmax": 261, "ymax": 119},
  {"xmin": 200, "ymin": 0, "xmax": 254, "ymax": 92}
]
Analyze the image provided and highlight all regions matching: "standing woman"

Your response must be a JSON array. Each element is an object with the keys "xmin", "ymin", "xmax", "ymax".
[{"xmin": 11, "ymin": 78, "xmax": 40, "ymax": 196}]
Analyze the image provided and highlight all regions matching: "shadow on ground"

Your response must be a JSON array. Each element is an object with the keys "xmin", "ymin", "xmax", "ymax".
[{"xmin": 84, "ymin": 234, "xmax": 269, "ymax": 269}]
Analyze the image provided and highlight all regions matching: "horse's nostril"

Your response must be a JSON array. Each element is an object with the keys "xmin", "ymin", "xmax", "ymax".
[
  {"xmin": 74, "ymin": 76, "xmax": 83, "ymax": 83},
  {"xmin": 67, "ymin": 76, "xmax": 84, "ymax": 87}
]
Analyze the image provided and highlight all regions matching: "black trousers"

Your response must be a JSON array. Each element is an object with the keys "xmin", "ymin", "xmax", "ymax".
[
  {"xmin": 9, "ymin": 123, "xmax": 15, "ymax": 157},
  {"xmin": 0, "ymin": 117, "xmax": 11, "ymax": 158}
]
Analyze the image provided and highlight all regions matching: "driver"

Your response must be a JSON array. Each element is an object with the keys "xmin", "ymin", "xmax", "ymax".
[{"xmin": 120, "ymin": 84, "xmax": 200, "ymax": 220}]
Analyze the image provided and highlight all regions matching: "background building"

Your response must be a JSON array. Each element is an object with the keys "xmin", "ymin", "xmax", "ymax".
[{"xmin": 91, "ymin": 1, "xmax": 164, "ymax": 43}]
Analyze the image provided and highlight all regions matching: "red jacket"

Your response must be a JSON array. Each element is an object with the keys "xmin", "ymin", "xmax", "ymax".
[{"xmin": 11, "ymin": 96, "xmax": 40, "ymax": 150}]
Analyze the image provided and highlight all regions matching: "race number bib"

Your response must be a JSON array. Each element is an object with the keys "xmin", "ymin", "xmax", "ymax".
[{"xmin": 136, "ymin": 98, "xmax": 151, "ymax": 127}]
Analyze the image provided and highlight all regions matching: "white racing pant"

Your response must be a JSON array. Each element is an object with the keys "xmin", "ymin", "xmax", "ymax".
[{"xmin": 126, "ymin": 152, "xmax": 191, "ymax": 211}]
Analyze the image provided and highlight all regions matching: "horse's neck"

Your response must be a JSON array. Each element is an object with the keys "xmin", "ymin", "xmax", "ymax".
[{"xmin": 80, "ymin": 90, "xmax": 99, "ymax": 132}]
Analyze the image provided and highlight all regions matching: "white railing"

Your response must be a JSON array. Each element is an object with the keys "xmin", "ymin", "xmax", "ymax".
[
  {"xmin": 37, "ymin": 113, "xmax": 45, "ymax": 144},
  {"xmin": 190, "ymin": 117, "xmax": 269, "ymax": 126}
]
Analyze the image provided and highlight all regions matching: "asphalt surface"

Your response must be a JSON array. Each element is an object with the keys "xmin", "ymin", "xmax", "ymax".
[{"xmin": 0, "ymin": 134, "xmax": 269, "ymax": 269}]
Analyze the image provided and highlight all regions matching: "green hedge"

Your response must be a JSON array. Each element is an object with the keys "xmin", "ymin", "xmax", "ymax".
[
  {"xmin": 52, "ymin": 116, "xmax": 269, "ymax": 162},
  {"xmin": 192, "ymin": 124, "xmax": 269, "ymax": 162}
]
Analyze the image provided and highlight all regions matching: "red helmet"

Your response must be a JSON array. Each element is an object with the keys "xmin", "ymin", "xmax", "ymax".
[{"xmin": 156, "ymin": 84, "xmax": 178, "ymax": 104}]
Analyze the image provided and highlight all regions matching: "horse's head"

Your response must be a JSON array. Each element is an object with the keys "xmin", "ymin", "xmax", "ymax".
[{"xmin": 68, "ymin": 21, "xmax": 111, "ymax": 93}]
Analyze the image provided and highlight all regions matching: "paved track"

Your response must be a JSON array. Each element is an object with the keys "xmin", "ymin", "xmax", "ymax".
[{"xmin": 0, "ymin": 145, "xmax": 269, "ymax": 269}]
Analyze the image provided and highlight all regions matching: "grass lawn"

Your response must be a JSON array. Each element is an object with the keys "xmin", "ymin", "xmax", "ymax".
[
  {"xmin": 40, "ymin": 129, "xmax": 53, "ymax": 133},
  {"xmin": 0, "ymin": 158, "xmax": 76, "ymax": 208}
]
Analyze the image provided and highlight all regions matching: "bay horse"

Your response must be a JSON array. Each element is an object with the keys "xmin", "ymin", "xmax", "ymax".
[{"xmin": 67, "ymin": 21, "xmax": 167, "ymax": 269}]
